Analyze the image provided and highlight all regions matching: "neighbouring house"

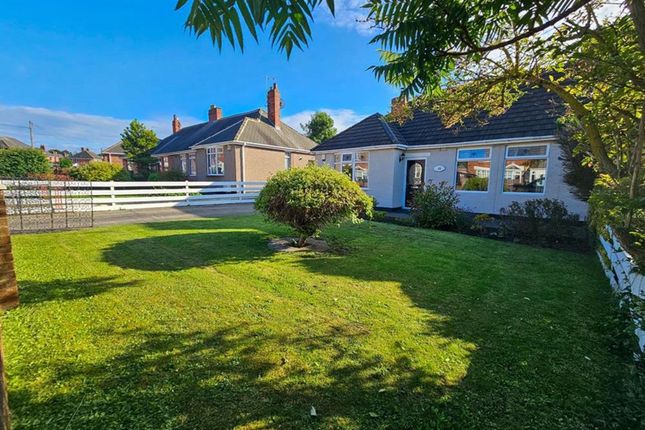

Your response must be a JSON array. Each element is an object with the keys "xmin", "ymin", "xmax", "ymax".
[
  {"xmin": 0, "ymin": 136, "xmax": 30, "ymax": 150},
  {"xmin": 151, "ymin": 84, "xmax": 316, "ymax": 181},
  {"xmin": 101, "ymin": 142, "xmax": 130, "ymax": 170},
  {"xmin": 39, "ymin": 145, "xmax": 72, "ymax": 166},
  {"xmin": 71, "ymin": 147, "xmax": 100, "ymax": 166},
  {"xmin": 312, "ymin": 87, "xmax": 588, "ymax": 217}
]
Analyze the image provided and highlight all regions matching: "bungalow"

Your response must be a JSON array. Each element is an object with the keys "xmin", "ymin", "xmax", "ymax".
[
  {"xmin": 151, "ymin": 84, "xmax": 316, "ymax": 181},
  {"xmin": 0, "ymin": 136, "xmax": 29, "ymax": 150},
  {"xmin": 71, "ymin": 148, "xmax": 100, "ymax": 166},
  {"xmin": 101, "ymin": 142, "xmax": 130, "ymax": 170},
  {"xmin": 312, "ymin": 88, "xmax": 588, "ymax": 217}
]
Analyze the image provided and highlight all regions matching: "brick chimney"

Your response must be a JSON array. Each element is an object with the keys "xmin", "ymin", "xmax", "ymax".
[
  {"xmin": 208, "ymin": 105, "xmax": 223, "ymax": 122},
  {"xmin": 172, "ymin": 114, "xmax": 181, "ymax": 134},
  {"xmin": 267, "ymin": 83, "xmax": 281, "ymax": 129}
]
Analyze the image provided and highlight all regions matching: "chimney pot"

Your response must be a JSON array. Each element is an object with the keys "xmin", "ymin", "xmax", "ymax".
[
  {"xmin": 172, "ymin": 114, "xmax": 182, "ymax": 134},
  {"xmin": 267, "ymin": 83, "xmax": 281, "ymax": 129},
  {"xmin": 208, "ymin": 105, "xmax": 223, "ymax": 122}
]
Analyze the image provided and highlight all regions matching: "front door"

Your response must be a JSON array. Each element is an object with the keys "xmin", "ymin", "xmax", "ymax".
[{"xmin": 405, "ymin": 159, "xmax": 426, "ymax": 207}]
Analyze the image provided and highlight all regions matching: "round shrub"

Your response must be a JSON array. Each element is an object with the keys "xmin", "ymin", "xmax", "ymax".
[
  {"xmin": 69, "ymin": 161, "xmax": 126, "ymax": 181},
  {"xmin": 410, "ymin": 181, "xmax": 460, "ymax": 229},
  {"xmin": 58, "ymin": 158, "xmax": 73, "ymax": 169},
  {"xmin": 0, "ymin": 148, "xmax": 51, "ymax": 178},
  {"xmin": 255, "ymin": 165, "xmax": 373, "ymax": 247}
]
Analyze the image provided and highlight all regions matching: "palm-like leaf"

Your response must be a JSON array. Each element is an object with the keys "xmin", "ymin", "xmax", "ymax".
[{"xmin": 176, "ymin": 0, "xmax": 334, "ymax": 57}]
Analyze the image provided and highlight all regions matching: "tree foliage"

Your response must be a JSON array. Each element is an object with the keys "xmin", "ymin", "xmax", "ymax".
[
  {"xmin": 120, "ymin": 120, "xmax": 159, "ymax": 173},
  {"xmin": 255, "ymin": 165, "xmax": 373, "ymax": 246},
  {"xmin": 0, "ymin": 148, "xmax": 51, "ymax": 178},
  {"xmin": 301, "ymin": 111, "xmax": 337, "ymax": 143},
  {"xmin": 58, "ymin": 158, "xmax": 73, "ymax": 169},
  {"xmin": 70, "ymin": 161, "xmax": 129, "ymax": 181}
]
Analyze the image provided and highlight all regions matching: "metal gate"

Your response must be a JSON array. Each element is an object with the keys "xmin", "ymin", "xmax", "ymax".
[{"xmin": 1, "ymin": 179, "xmax": 93, "ymax": 233}]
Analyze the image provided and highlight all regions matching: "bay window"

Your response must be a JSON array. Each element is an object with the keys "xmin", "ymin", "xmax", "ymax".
[
  {"xmin": 503, "ymin": 145, "xmax": 548, "ymax": 193},
  {"xmin": 333, "ymin": 152, "xmax": 369, "ymax": 188},
  {"xmin": 207, "ymin": 146, "xmax": 224, "ymax": 176},
  {"xmin": 455, "ymin": 147, "xmax": 491, "ymax": 191}
]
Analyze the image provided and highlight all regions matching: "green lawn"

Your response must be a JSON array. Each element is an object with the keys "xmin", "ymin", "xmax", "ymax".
[{"xmin": 3, "ymin": 215, "xmax": 643, "ymax": 429}]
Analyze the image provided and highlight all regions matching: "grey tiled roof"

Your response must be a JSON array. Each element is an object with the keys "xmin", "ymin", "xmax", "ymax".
[
  {"xmin": 72, "ymin": 148, "xmax": 100, "ymax": 160},
  {"xmin": 102, "ymin": 141, "xmax": 125, "ymax": 154},
  {"xmin": 314, "ymin": 87, "xmax": 563, "ymax": 151},
  {"xmin": 0, "ymin": 136, "xmax": 29, "ymax": 149},
  {"xmin": 152, "ymin": 109, "xmax": 315, "ymax": 155}
]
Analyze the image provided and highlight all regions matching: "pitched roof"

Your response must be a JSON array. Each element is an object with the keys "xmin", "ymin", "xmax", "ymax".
[
  {"xmin": 102, "ymin": 141, "xmax": 125, "ymax": 154},
  {"xmin": 152, "ymin": 109, "xmax": 316, "ymax": 155},
  {"xmin": 314, "ymin": 87, "xmax": 563, "ymax": 152},
  {"xmin": 72, "ymin": 148, "xmax": 100, "ymax": 160},
  {"xmin": 0, "ymin": 136, "xmax": 30, "ymax": 149}
]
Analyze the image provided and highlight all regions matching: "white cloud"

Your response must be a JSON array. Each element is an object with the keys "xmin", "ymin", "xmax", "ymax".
[
  {"xmin": 317, "ymin": 0, "xmax": 374, "ymax": 36},
  {"xmin": 0, "ymin": 104, "xmax": 201, "ymax": 153},
  {"xmin": 283, "ymin": 108, "xmax": 368, "ymax": 133}
]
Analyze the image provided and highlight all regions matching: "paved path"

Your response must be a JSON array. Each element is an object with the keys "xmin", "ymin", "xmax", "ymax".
[{"xmin": 92, "ymin": 204, "xmax": 256, "ymax": 227}]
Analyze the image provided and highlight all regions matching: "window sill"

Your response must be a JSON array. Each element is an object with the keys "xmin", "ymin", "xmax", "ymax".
[
  {"xmin": 502, "ymin": 191, "xmax": 546, "ymax": 196},
  {"xmin": 207, "ymin": 174, "xmax": 225, "ymax": 177},
  {"xmin": 456, "ymin": 190, "xmax": 490, "ymax": 193}
]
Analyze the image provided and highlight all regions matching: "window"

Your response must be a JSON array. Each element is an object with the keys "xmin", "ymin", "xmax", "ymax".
[
  {"xmin": 189, "ymin": 153, "xmax": 196, "ymax": 176},
  {"xmin": 333, "ymin": 151, "xmax": 369, "ymax": 188},
  {"xmin": 455, "ymin": 147, "xmax": 491, "ymax": 191},
  {"xmin": 503, "ymin": 145, "xmax": 548, "ymax": 193},
  {"xmin": 284, "ymin": 152, "xmax": 291, "ymax": 169},
  {"xmin": 180, "ymin": 154, "xmax": 187, "ymax": 174},
  {"xmin": 162, "ymin": 157, "xmax": 169, "ymax": 171},
  {"xmin": 207, "ymin": 146, "xmax": 224, "ymax": 176}
]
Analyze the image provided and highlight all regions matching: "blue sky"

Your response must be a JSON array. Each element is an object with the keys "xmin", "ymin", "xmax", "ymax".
[{"xmin": 0, "ymin": 0, "xmax": 397, "ymax": 152}]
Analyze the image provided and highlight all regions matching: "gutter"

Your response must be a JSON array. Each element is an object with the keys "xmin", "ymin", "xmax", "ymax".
[{"xmin": 312, "ymin": 135, "xmax": 557, "ymax": 154}]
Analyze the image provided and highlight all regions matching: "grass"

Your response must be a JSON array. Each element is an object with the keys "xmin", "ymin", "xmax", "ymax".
[{"xmin": 4, "ymin": 215, "xmax": 644, "ymax": 429}]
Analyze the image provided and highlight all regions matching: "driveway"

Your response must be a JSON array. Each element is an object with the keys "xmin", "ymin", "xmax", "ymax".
[{"xmin": 93, "ymin": 204, "xmax": 256, "ymax": 227}]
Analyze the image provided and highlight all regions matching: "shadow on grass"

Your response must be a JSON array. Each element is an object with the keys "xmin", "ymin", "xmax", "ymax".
[
  {"xmin": 12, "ymin": 324, "xmax": 453, "ymax": 430},
  {"xmin": 14, "ymin": 221, "xmax": 645, "ymax": 429},
  {"xmin": 102, "ymin": 230, "xmax": 275, "ymax": 271},
  {"xmin": 18, "ymin": 276, "xmax": 143, "ymax": 305}
]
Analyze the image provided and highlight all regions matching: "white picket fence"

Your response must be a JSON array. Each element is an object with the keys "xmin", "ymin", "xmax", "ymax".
[
  {"xmin": 597, "ymin": 226, "xmax": 645, "ymax": 352},
  {"xmin": 0, "ymin": 180, "xmax": 265, "ymax": 212}
]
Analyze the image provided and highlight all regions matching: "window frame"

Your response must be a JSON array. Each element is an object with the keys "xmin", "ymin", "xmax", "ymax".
[
  {"xmin": 180, "ymin": 154, "xmax": 187, "ymax": 174},
  {"xmin": 333, "ymin": 151, "xmax": 369, "ymax": 189},
  {"xmin": 207, "ymin": 146, "xmax": 225, "ymax": 176},
  {"xmin": 502, "ymin": 144, "xmax": 549, "ymax": 195},
  {"xmin": 454, "ymin": 146, "xmax": 492, "ymax": 193},
  {"xmin": 188, "ymin": 152, "xmax": 197, "ymax": 177}
]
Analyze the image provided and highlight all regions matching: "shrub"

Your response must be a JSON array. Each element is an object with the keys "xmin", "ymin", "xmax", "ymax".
[
  {"xmin": 69, "ymin": 161, "xmax": 125, "ymax": 181},
  {"xmin": 0, "ymin": 148, "xmax": 51, "ymax": 178},
  {"xmin": 500, "ymin": 198, "xmax": 580, "ymax": 244},
  {"xmin": 462, "ymin": 176, "xmax": 489, "ymax": 191},
  {"xmin": 255, "ymin": 165, "xmax": 373, "ymax": 247},
  {"xmin": 149, "ymin": 170, "xmax": 187, "ymax": 181},
  {"xmin": 410, "ymin": 181, "xmax": 460, "ymax": 229},
  {"xmin": 589, "ymin": 175, "xmax": 644, "ymax": 267},
  {"xmin": 58, "ymin": 158, "xmax": 73, "ymax": 169},
  {"xmin": 112, "ymin": 169, "xmax": 132, "ymax": 181}
]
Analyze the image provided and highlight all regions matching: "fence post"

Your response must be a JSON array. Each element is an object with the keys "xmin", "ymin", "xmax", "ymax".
[
  {"xmin": 109, "ymin": 181, "xmax": 116, "ymax": 209},
  {"xmin": 0, "ymin": 184, "xmax": 20, "ymax": 430},
  {"xmin": 185, "ymin": 180, "xmax": 190, "ymax": 206}
]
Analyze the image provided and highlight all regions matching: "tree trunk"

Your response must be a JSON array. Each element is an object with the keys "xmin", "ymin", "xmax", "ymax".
[
  {"xmin": 627, "ymin": 0, "xmax": 645, "ymax": 54},
  {"xmin": 627, "ymin": 101, "xmax": 645, "ymax": 228},
  {"xmin": 539, "ymin": 80, "xmax": 619, "ymax": 178},
  {"xmin": 297, "ymin": 235, "xmax": 308, "ymax": 248}
]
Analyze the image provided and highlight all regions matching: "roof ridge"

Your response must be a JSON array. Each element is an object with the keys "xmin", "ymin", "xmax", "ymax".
[
  {"xmin": 233, "ymin": 117, "xmax": 250, "ymax": 141},
  {"xmin": 191, "ymin": 119, "xmax": 245, "ymax": 147}
]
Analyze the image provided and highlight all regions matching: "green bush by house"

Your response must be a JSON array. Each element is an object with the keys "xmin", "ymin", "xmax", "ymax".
[
  {"xmin": 0, "ymin": 148, "xmax": 51, "ymax": 178},
  {"xmin": 69, "ymin": 161, "xmax": 129, "ymax": 181},
  {"xmin": 411, "ymin": 181, "xmax": 460, "ymax": 229},
  {"xmin": 255, "ymin": 165, "xmax": 373, "ymax": 246},
  {"xmin": 148, "ymin": 170, "xmax": 187, "ymax": 181}
]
